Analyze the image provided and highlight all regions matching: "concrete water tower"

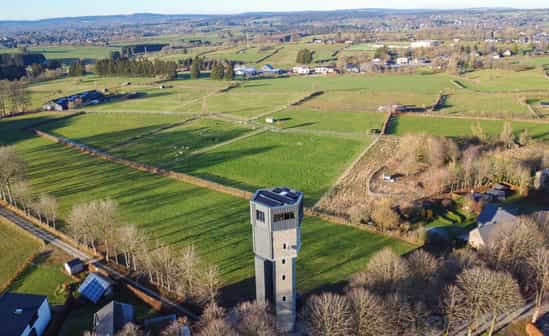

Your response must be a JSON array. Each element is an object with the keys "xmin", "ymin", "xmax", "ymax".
[{"xmin": 250, "ymin": 187, "xmax": 304, "ymax": 332}]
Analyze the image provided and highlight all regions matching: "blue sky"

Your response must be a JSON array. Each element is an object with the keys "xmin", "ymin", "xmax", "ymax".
[{"xmin": 0, "ymin": 0, "xmax": 546, "ymax": 20}]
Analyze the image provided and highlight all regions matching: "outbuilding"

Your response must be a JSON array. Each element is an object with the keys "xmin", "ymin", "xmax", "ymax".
[
  {"xmin": 64, "ymin": 258, "xmax": 85, "ymax": 276},
  {"xmin": 78, "ymin": 273, "xmax": 114, "ymax": 304}
]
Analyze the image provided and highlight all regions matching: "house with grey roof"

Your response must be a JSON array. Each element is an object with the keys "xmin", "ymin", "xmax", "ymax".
[
  {"xmin": 93, "ymin": 301, "xmax": 134, "ymax": 336},
  {"xmin": 468, "ymin": 204, "xmax": 519, "ymax": 249},
  {"xmin": 0, "ymin": 292, "xmax": 52, "ymax": 336}
]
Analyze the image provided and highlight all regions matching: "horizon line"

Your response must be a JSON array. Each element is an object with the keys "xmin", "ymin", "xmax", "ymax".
[{"xmin": 1, "ymin": 6, "xmax": 547, "ymax": 22}]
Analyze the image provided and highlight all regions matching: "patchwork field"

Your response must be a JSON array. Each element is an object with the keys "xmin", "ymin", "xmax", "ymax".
[
  {"xmin": 0, "ymin": 218, "xmax": 42, "ymax": 288},
  {"xmin": 1, "ymin": 114, "xmax": 414, "ymax": 295},
  {"xmin": 390, "ymin": 114, "xmax": 549, "ymax": 140},
  {"xmin": 0, "ymin": 46, "xmax": 119, "ymax": 61}
]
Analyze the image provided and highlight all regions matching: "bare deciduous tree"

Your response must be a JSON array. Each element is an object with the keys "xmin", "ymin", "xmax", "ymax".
[
  {"xmin": 351, "ymin": 247, "xmax": 409, "ymax": 295},
  {"xmin": 230, "ymin": 301, "xmax": 277, "ymax": 336},
  {"xmin": 347, "ymin": 287, "xmax": 388, "ymax": 336},
  {"xmin": 0, "ymin": 146, "xmax": 26, "ymax": 204},
  {"xmin": 529, "ymin": 248, "xmax": 549, "ymax": 323},
  {"xmin": 303, "ymin": 293, "xmax": 353, "ymax": 336}
]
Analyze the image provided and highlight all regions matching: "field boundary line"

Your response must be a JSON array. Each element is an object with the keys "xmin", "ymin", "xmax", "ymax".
[
  {"xmin": 399, "ymin": 111, "xmax": 549, "ymax": 124},
  {"xmin": 31, "ymin": 128, "xmax": 254, "ymax": 200},
  {"xmin": 313, "ymin": 135, "xmax": 381, "ymax": 209},
  {"xmin": 247, "ymin": 91, "xmax": 324, "ymax": 122},
  {"xmin": 29, "ymin": 128, "xmax": 421, "ymax": 245},
  {"xmin": 108, "ymin": 116, "xmax": 200, "ymax": 150},
  {"xmin": 189, "ymin": 128, "xmax": 267, "ymax": 156}
]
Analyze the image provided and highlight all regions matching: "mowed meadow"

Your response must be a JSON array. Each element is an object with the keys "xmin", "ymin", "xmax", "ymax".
[
  {"xmin": 0, "ymin": 114, "xmax": 415, "ymax": 297},
  {"xmin": 4, "ymin": 67, "xmax": 548, "ymax": 298}
]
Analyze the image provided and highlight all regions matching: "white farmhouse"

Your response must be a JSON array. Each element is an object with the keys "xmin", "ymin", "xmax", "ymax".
[{"xmin": 411, "ymin": 40, "xmax": 441, "ymax": 49}]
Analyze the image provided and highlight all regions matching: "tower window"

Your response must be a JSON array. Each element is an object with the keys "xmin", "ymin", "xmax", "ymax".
[
  {"xmin": 273, "ymin": 212, "xmax": 295, "ymax": 222},
  {"xmin": 283, "ymin": 243, "xmax": 287, "ymax": 249},
  {"xmin": 282, "ymin": 259, "xmax": 286, "ymax": 264},
  {"xmin": 256, "ymin": 210, "xmax": 265, "ymax": 222},
  {"xmin": 282, "ymin": 296, "xmax": 287, "ymax": 302},
  {"xmin": 282, "ymin": 275, "xmax": 286, "ymax": 280}
]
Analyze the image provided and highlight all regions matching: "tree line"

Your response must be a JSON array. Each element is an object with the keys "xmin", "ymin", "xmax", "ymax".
[
  {"xmin": 303, "ymin": 215, "xmax": 548, "ymax": 336},
  {"xmin": 95, "ymin": 58, "xmax": 178, "ymax": 79},
  {"xmin": 0, "ymin": 53, "xmax": 46, "ymax": 80},
  {"xmin": 0, "ymin": 80, "xmax": 30, "ymax": 117}
]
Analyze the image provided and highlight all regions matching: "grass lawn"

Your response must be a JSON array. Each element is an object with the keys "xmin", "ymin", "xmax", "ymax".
[
  {"xmin": 263, "ymin": 108, "xmax": 387, "ymax": 134},
  {"xmin": 1, "ymin": 114, "xmax": 414, "ymax": 295},
  {"xmin": 0, "ymin": 218, "xmax": 42, "ymax": 288},
  {"xmin": 39, "ymin": 112, "xmax": 186, "ymax": 151},
  {"xmin": 172, "ymin": 131, "xmax": 372, "ymax": 205},
  {"xmin": 110, "ymin": 118, "xmax": 255, "ymax": 165},
  {"xmin": 390, "ymin": 115, "xmax": 549, "ymax": 140},
  {"xmin": 9, "ymin": 249, "xmax": 75, "ymax": 305}
]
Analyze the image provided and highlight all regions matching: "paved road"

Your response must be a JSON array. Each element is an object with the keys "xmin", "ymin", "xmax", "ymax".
[
  {"xmin": 0, "ymin": 207, "xmax": 90, "ymax": 261},
  {"xmin": 0, "ymin": 206, "xmax": 199, "ymax": 320}
]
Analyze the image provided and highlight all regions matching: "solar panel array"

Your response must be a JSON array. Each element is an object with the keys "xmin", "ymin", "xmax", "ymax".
[
  {"xmin": 78, "ymin": 274, "xmax": 110, "ymax": 303},
  {"xmin": 254, "ymin": 187, "xmax": 303, "ymax": 208}
]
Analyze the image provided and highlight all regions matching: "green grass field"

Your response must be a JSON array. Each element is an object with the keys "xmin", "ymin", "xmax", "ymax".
[
  {"xmin": 1, "ymin": 114, "xmax": 414, "ymax": 295},
  {"xmin": 39, "ymin": 113, "xmax": 186, "ymax": 150},
  {"xmin": 300, "ymin": 90, "xmax": 437, "ymax": 112},
  {"xmin": 0, "ymin": 219, "xmax": 42, "ymax": 288},
  {"xmin": 460, "ymin": 69, "xmax": 549, "ymax": 92},
  {"xmin": 109, "ymin": 118, "xmax": 255, "ymax": 164},
  {"xmin": 172, "ymin": 131, "xmax": 372, "ymax": 205},
  {"xmin": 390, "ymin": 114, "xmax": 549, "ymax": 140},
  {"xmin": 0, "ymin": 46, "xmax": 119, "ymax": 61},
  {"xmin": 263, "ymin": 108, "xmax": 387, "ymax": 134},
  {"xmin": 9, "ymin": 249, "xmax": 74, "ymax": 305},
  {"xmin": 440, "ymin": 92, "xmax": 531, "ymax": 118}
]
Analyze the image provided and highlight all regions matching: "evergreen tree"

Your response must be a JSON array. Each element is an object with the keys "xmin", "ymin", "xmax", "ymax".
[
  {"xmin": 224, "ymin": 65, "xmax": 234, "ymax": 81},
  {"xmin": 296, "ymin": 49, "xmax": 313, "ymax": 64},
  {"xmin": 210, "ymin": 63, "xmax": 225, "ymax": 80},
  {"xmin": 190, "ymin": 58, "xmax": 201, "ymax": 79}
]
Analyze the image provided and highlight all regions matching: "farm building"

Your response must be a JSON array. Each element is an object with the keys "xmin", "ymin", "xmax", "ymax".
[
  {"xmin": 292, "ymin": 66, "xmax": 311, "ymax": 75},
  {"xmin": 64, "ymin": 258, "xmax": 85, "ymax": 275},
  {"xmin": 468, "ymin": 204, "xmax": 519, "ymax": 249},
  {"xmin": 0, "ymin": 292, "xmax": 52, "ymax": 336},
  {"xmin": 93, "ymin": 301, "xmax": 134, "ymax": 336},
  {"xmin": 262, "ymin": 64, "xmax": 284, "ymax": 75},
  {"xmin": 42, "ymin": 90, "xmax": 105, "ymax": 111},
  {"xmin": 234, "ymin": 65, "xmax": 258, "ymax": 76},
  {"xmin": 78, "ymin": 273, "xmax": 114, "ymax": 304},
  {"xmin": 396, "ymin": 57, "xmax": 410, "ymax": 65},
  {"xmin": 314, "ymin": 66, "xmax": 336, "ymax": 75},
  {"xmin": 411, "ymin": 40, "xmax": 440, "ymax": 48}
]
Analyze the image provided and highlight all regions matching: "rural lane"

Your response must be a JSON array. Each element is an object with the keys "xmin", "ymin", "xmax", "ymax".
[{"xmin": 0, "ymin": 206, "xmax": 199, "ymax": 320}]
